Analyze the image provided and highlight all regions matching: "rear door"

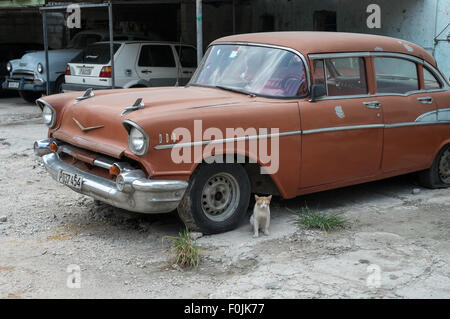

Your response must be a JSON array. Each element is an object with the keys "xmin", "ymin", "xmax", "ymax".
[
  {"xmin": 135, "ymin": 44, "xmax": 178, "ymax": 87},
  {"xmin": 300, "ymin": 55, "xmax": 384, "ymax": 188},
  {"xmin": 373, "ymin": 56, "xmax": 439, "ymax": 172}
]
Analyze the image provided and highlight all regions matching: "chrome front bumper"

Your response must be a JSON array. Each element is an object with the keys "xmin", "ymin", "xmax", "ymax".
[{"xmin": 34, "ymin": 139, "xmax": 188, "ymax": 214}]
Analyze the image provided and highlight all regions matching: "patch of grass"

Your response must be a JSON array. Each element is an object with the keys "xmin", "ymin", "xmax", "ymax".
[
  {"xmin": 164, "ymin": 228, "xmax": 200, "ymax": 269},
  {"xmin": 293, "ymin": 205, "xmax": 350, "ymax": 232}
]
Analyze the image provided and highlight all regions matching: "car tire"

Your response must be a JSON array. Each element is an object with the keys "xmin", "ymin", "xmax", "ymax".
[
  {"xmin": 19, "ymin": 90, "xmax": 42, "ymax": 104},
  {"xmin": 418, "ymin": 144, "xmax": 450, "ymax": 188},
  {"xmin": 177, "ymin": 163, "xmax": 251, "ymax": 234},
  {"xmin": 53, "ymin": 76, "xmax": 65, "ymax": 94}
]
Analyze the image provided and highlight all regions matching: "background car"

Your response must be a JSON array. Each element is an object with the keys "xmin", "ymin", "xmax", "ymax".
[
  {"xmin": 0, "ymin": 43, "xmax": 44, "ymax": 95},
  {"xmin": 2, "ymin": 30, "xmax": 156, "ymax": 103},
  {"xmin": 63, "ymin": 41, "xmax": 197, "ymax": 92}
]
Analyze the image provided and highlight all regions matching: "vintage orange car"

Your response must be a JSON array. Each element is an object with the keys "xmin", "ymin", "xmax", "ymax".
[{"xmin": 34, "ymin": 32, "xmax": 450, "ymax": 234}]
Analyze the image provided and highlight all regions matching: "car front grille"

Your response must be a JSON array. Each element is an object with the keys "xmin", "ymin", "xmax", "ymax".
[{"xmin": 11, "ymin": 70, "xmax": 35, "ymax": 83}]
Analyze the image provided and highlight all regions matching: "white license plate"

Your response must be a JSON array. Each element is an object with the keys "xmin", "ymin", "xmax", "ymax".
[
  {"xmin": 58, "ymin": 170, "xmax": 83, "ymax": 190},
  {"xmin": 79, "ymin": 67, "xmax": 92, "ymax": 75},
  {"xmin": 8, "ymin": 81, "xmax": 19, "ymax": 88}
]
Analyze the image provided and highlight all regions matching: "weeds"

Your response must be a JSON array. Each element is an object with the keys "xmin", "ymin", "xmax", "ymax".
[
  {"xmin": 292, "ymin": 205, "xmax": 350, "ymax": 232},
  {"xmin": 164, "ymin": 228, "xmax": 199, "ymax": 269}
]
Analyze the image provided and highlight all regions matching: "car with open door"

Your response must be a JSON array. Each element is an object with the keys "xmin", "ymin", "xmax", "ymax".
[{"xmin": 33, "ymin": 32, "xmax": 449, "ymax": 234}]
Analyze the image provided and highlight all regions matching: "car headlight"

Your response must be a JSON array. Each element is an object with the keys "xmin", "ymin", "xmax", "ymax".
[
  {"xmin": 42, "ymin": 104, "xmax": 56, "ymax": 128},
  {"xmin": 6, "ymin": 62, "xmax": 12, "ymax": 72},
  {"xmin": 37, "ymin": 63, "xmax": 44, "ymax": 73},
  {"xmin": 124, "ymin": 121, "xmax": 149, "ymax": 155}
]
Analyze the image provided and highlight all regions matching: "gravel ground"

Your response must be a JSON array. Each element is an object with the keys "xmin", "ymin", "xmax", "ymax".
[{"xmin": 0, "ymin": 96, "xmax": 449, "ymax": 299}]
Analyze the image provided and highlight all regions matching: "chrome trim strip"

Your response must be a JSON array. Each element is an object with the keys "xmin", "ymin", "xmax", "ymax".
[
  {"xmin": 154, "ymin": 130, "xmax": 302, "ymax": 150},
  {"xmin": 122, "ymin": 120, "xmax": 150, "ymax": 156},
  {"xmin": 36, "ymin": 98, "xmax": 57, "ymax": 128},
  {"xmin": 302, "ymin": 124, "xmax": 384, "ymax": 135},
  {"xmin": 154, "ymin": 114, "xmax": 450, "ymax": 149}
]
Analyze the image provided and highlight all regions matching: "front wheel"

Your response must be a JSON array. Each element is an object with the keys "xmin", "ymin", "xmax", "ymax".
[
  {"xmin": 419, "ymin": 144, "xmax": 450, "ymax": 188},
  {"xmin": 19, "ymin": 90, "xmax": 42, "ymax": 104},
  {"xmin": 177, "ymin": 163, "xmax": 251, "ymax": 234}
]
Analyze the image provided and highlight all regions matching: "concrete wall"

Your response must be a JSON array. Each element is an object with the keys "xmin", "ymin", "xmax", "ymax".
[{"xmin": 246, "ymin": 0, "xmax": 449, "ymax": 78}]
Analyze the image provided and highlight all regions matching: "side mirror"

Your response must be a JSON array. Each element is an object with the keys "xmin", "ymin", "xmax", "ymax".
[{"xmin": 309, "ymin": 84, "xmax": 327, "ymax": 102}]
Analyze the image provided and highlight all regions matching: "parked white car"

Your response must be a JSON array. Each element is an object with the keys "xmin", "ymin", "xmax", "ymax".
[{"xmin": 62, "ymin": 41, "xmax": 197, "ymax": 91}]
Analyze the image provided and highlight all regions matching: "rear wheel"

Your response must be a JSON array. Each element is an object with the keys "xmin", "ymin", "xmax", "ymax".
[
  {"xmin": 419, "ymin": 144, "xmax": 450, "ymax": 188},
  {"xmin": 19, "ymin": 90, "xmax": 42, "ymax": 104},
  {"xmin": 177, "ymin": 163, "xmax": 251, "ymax": 234},
  {"xmin": 53, "ymin": 76, "xmax": 64, "ymax": 94}
]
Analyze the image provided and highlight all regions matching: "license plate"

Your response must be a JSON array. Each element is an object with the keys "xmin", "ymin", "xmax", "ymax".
[
  {"xmin": 79, "ymin": 67, "xmax": 92, "ymax": 75},
  {"xmin": 58, "ymin": 170, "xmax": 83, "ymax": 190},
  {"xmin": 8, "ymin": 81, "xmax": 19, "ymax": 88}
]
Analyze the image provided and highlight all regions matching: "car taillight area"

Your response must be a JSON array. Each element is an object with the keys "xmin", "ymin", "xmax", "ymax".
[
  {"xmin": 99, "ymin": 66, "xmax": 112, "ymax": 78},
  {"xmin": 65, "ymin": 64, "xmax": 71, "ymax": 75}
]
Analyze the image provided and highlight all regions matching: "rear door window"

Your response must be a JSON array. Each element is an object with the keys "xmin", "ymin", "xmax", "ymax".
[
  {"xmin": 423, "ymin": 67, "xmax": 442, "ymax": 90},
  {"xmin": 138, "ymin": 45, "xmax": 176, "ymax": 67},
  {"xmin": 374, "ymin": 57, "xmax": 419, "ymax": 94}
]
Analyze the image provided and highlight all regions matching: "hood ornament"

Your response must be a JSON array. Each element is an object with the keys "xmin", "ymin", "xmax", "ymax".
[
  {"xmin": 74, "ymin": 88, "xmax": 94, "ymax": 103},
  {"xmin": 72, "ymin": 117, "xmax": 104, "ymax": 132},
  {"xmin": 121, "ymin": 98, "xmax": 145, "ymax": 116}
]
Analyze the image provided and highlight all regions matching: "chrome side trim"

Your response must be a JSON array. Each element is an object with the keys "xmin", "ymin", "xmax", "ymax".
[
  {"xmin": 154, "ymin": 130, "xmax": 302, "ymax": 150},
  {"xmin": 36, "ymin": 98, "xmax": 57, "ymax": 128},
  {"xmin": 154, "ymin": 111, "xmax": 450, "ymax": 149},
  {"xmin": 302, "ymin": 124, "xmax": 384, "ymax": 135},
  {"xmin": 122, "ymin": 120, "xmax": 150, "ymax": 156}
]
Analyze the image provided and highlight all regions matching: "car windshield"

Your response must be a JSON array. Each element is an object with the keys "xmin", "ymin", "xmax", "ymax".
[{"xmin": 190, "ymin": 44, "xmax": 308, "ymax": 97}]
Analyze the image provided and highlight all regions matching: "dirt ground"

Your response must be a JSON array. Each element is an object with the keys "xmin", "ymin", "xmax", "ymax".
[{"xmin": 0, "ymin": 96, "xmax": 449, "ymax": 299}]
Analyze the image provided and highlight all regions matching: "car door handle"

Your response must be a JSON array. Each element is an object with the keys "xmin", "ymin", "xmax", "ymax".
[
  {"xmin": 141, "ymin": 70, "xmax": 152, "ymax": 74},
  {"xmin": 417, "ymin": 96, "xmax": 433, "ymax": 104},
  {"xmin": 182, "ymin": 71, "xmax": 192, "ymax": 74},
  {"xmin": 363, "ymin": 101, "xmax": 381, "ymax": 109}
]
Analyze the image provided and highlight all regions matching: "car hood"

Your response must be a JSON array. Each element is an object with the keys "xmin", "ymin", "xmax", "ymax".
[
  {"xmin": 51, "ymin": 86, "xmax": 245, "ymax": 158},
  {"xmin": 12, "ymin": 49, "xmax": 81, "ymax": 70}
]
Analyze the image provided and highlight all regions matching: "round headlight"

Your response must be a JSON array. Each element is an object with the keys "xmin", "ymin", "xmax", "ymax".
[
  {"xmin": 129, "ymin": 127, "xmax": 146, "ymax": 153},
  {"xmin": 37, "ymin": 63, "xmax": 44, "ymax": 73},
  {"xmin": 6, "ymin": 62, "xmax": 12, "ymax": 72},
  {"xmin": 42, "ymin": 104, "xmax": 55, "ymax": 127}
]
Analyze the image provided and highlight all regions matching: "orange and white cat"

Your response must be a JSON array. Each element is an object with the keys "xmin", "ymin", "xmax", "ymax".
[{"xmin": 250, "ymin": 195, "xmax": 272, "ymax": 237}]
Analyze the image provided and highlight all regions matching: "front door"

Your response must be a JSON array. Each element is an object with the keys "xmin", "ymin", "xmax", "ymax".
[{"xmin": 300, "ymin": 56, "xmax": 383, "ymax": 188}]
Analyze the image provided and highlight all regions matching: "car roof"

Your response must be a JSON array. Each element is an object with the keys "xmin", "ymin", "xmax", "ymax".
[{"xmin": 213, "ymin": 31, "xmax": 436, "ymax": 67}]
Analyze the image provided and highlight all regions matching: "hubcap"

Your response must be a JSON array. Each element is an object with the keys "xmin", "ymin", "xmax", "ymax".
[
  {"xmin": 438, "ymin": 148, "xmax": 450, "ymax": 184},
  {"xmin": 201, "ymin": 173, "xmax": 240, "ymax": 222}
]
